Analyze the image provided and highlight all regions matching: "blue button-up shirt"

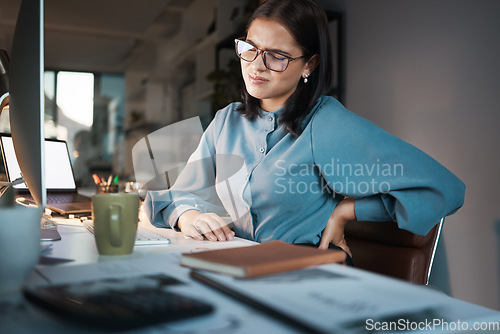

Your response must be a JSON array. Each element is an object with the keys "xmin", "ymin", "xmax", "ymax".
[{"xmin": 144, "ymin": 96, "xmax": 465, "ymax": 243}]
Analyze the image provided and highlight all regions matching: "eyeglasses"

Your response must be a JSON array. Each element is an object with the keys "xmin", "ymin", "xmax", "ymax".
[{"xmin": 234, "ymin": 39, "xmax": 306, "ymax": 72}]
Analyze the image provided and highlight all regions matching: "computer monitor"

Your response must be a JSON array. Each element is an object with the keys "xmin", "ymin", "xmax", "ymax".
[
  {"xmin": 8, "ymin": 0, "xmax": 46, "ymax": 208},
  {"xmin": 0, "ymin": 50, "xmax": 8, "ymax": 113}
]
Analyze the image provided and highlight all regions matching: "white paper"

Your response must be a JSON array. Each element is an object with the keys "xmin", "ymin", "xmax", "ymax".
[{"xmin": 193, "ymin": 264, "xmax": 459, "ymax": 333}]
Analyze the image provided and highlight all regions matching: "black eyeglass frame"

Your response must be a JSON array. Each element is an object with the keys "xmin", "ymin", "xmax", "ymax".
[{"xmin": 234, "ymin": 39, "xmax": 306, "ymax": 72}]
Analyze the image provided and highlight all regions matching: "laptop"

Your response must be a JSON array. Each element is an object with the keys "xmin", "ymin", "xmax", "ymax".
[{"xmin": 0, "ymin": 134, "xmax": 92, "ymax": 215}]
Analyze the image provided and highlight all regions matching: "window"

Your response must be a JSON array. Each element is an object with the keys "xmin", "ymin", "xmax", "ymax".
[{"xmin": 44, "ymin": 70, "xmax": 125, "ymax": 187}]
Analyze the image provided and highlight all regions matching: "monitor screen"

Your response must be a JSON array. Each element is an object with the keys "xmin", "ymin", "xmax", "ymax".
[{"xmin": 1, "ymin": 136, "xmax": 76, "ymax": 191}]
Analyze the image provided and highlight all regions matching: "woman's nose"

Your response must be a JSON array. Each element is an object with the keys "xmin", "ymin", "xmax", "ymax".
[{"xmin": 249, "ymin": 51, "xmax": 267, "ymax": 71}]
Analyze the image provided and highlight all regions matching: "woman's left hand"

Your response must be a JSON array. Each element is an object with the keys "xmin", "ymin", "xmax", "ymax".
[{"xmin": 319, "ymin": 198, "xmax": 356, "ymax": 257}]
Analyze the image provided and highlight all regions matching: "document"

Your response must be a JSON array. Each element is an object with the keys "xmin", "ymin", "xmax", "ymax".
[{"xmin": 192, "ymin": 264, "xmax": 444, "ymax": 333}]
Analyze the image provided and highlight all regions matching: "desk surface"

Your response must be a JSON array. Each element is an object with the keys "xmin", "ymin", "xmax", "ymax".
[{"xmin": 2, "ymin": 219, "xmax": 500, "ymax": 333}]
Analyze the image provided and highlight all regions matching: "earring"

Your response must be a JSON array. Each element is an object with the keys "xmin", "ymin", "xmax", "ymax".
[{"xmin": 303, "ymin": 74, "xmax": 309, "ymax": 84}]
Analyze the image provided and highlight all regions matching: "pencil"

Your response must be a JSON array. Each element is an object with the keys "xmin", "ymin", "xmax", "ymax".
[{"xmin": 92, "ymin": 174, "xmax": 100, "ymax": 185}]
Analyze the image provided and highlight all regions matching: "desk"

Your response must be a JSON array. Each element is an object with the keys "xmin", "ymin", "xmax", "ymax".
[{"xmin": 2, "ymin": 220, "xmax": 500, "ymax": 333}]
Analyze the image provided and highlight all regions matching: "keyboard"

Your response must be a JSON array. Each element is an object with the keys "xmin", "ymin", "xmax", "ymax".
[
  {"xmin": 22, "ymin": 193, "xmax": 90, "ymax": 204},
  {"xmin": 47, "ymin": 193, "xmax": 90, "ymax": 204},
  {"xmin": 83, "ymin": 220, "xmax": 171, "ymax": 245}
]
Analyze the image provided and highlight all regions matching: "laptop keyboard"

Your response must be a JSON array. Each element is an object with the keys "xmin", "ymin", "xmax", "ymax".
[
  {"xmin": 22, "ymin": 193, "xmax": 90, "ymax": 204},
  {"xmin": 47, "ymin": 193, "xmax": 89, "ymax": 203}
]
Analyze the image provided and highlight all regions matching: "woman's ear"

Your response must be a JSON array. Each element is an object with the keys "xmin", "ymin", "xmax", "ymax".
[{"xmin": 304, "ymin": 54, "xmax": 320, "ymax": 75}]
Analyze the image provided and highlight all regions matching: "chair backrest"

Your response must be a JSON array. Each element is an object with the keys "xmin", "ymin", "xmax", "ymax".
[{"xmin": 344, "ymin": 218, "xmax": 444, "ymax": 285}]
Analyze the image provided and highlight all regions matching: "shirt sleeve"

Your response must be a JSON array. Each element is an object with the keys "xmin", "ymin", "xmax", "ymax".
[
  {"xmin": 143, "ymin": 106, "xmax": 230, "ymax": 229},
  {"xmin": 311, "ymin": 97, "xmax": 465, "ymax": 235}
]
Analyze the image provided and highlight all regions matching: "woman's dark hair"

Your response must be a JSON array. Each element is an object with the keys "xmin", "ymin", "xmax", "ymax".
[{"xmin": 237, "ymin": 0, "xmax": 332, "ymax": 136}]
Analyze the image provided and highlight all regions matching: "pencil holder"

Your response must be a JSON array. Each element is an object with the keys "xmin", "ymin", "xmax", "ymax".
[{"xmin": 96, "ymin": 183, "xmax": 118, "ymax": 193}]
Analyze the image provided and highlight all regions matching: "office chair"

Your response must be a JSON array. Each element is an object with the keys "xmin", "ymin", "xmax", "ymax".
[{"xmin": 344, "ymin": 218, "xmax": 444, "ymax": 285}]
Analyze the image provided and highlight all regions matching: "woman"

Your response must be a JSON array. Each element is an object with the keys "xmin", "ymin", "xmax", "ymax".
[{"xmin": 144, "ymin": 0, "xmax": 465, "ymax": 260}]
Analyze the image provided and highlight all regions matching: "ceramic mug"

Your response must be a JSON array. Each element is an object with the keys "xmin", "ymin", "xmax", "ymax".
[
  {"xmin": 0, "ymin": 205, "xmax": 42, "ymax": 295},
  {"xmin": 91, "ymin": 193, "xmax": 140, "ymax": 255}
]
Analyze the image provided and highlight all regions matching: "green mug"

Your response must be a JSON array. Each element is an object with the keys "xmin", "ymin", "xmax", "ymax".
[{"xmin": 91, "ymin": 193, "xmax": 140, "ymax": 255}]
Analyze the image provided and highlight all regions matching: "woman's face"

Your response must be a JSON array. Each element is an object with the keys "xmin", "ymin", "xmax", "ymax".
[{"xmin": 241, "ymin": 18, "xmax": 312, "ymax": 112}]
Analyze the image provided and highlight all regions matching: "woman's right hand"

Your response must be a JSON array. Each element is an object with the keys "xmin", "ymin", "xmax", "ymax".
[{"xmin": 177, "ymin": 210, "xmax": 235, "ymax": 242}]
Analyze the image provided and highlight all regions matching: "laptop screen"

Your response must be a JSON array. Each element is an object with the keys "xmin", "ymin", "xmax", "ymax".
[{"xmin": 1, "ymin": 135, "xmax": 77, "ymax": 191}]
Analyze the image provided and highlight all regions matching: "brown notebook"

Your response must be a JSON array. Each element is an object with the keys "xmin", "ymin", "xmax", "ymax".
[{"xmin": 181, "ymin": 241, "xmax": 346, "ymax": 278}]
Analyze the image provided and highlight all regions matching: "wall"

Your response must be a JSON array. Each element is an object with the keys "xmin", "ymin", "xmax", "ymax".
[
  {"xmin": 121, "ymin": 0, "xmax": 247, "ymax": 178},
  {"xmin": 343, "ymin": 0, "xmax": 500, "ymax": 310}
]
